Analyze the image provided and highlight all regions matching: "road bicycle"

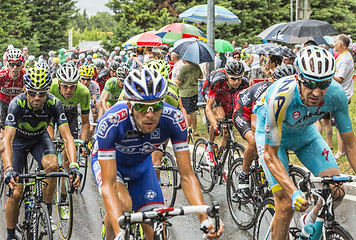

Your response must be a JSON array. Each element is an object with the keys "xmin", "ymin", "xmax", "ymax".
[
  {"xmin": 12, "ymin": 165, "xmax": 74, "ymax": 240},
  {"xmin": 192, "ymin": 119, "xmax": 245, "ymax": 193},
  {"xmin": 253, "ymin": 172, "xmax": 355, "ymax": 240},
  {"xmin": 227, "ymin": 155, "xmax": 307, "ymax": 230},
  {"xmin": 119, "ymin": 202, "xmax": 220, "ymax": 240}
]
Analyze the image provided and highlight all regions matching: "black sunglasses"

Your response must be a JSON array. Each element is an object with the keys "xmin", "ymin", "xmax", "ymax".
[
  {"xmin": 27, "ymin": 89, "xmax": 48, "ymax": 98},
  {"xmin": 300, "ymin": 79, "xmax": 331, "ymax": 90},
  {"xmin": 8, "ymin": 62, "xmax": 22, "ymax": 68}
]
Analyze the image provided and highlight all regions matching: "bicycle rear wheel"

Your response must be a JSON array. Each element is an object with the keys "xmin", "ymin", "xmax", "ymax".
[
  {"xmin": 33, "ymin": 202, "xmax": 53, "ymax": 240},
  {"xmin": 226, "ymin": 158, "xmax": 256, "ymax": 230},
  {"xmin": 159, "ymin": 152, "xmax": 178, "ymax": 207},
  {"xmin": 326, "ymin": 224, "xmax": 354, "ymax": 240},
  {"xmin": 192, "ymin": 137, "xmax": 215, "ymax": 193},
  {"xmin": 54, "ymin": 167, "xmax": 73, "ymax": 240},
  {"xmin": 253, "ymin": 197, "xmax": 275, "ymax": 240}
]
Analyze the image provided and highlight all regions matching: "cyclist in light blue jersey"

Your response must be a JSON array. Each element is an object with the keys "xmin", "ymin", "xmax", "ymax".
[
  {"xmin": 254, "ymin": 46, "xmax": 356, "ymax": 239},
  {"xmin": 95, "ymin": 68, "xmax": 224, "ymax": 240}
]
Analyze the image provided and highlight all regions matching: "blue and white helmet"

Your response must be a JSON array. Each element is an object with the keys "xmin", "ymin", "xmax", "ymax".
[
  {"xmin": 295, "ymin": 45, "xmax": 335, "ymax": 82},
  {"xmin": 124, "ymin": 68, "xmax": 168, "ymax": 100}
]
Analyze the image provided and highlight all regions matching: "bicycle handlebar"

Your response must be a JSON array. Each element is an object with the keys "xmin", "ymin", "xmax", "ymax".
[{"xmin": 118, "ymin": 202, "xmax": 220, "ymax": 238}]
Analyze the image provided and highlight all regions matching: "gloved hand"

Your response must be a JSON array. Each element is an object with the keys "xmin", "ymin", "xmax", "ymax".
[{"xmin": 291, "ymin": 189, "xmax": 307, "ymax": 211}]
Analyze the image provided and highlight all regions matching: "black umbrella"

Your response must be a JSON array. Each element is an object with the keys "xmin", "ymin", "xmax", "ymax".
[
  {"xmin": 278, "ymin": 19, "xmax": 339, "ymax": 38},
  {"xmin": 257, "ymin": 22, "xmax": 287, "ymax": 41},
  {"xmin": 244, "ymin": 43, "xmax": 296, "ymax": 58}
]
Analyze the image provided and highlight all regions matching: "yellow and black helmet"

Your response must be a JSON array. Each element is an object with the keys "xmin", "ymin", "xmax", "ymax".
[
  {"xmin": 23, "ymin": 67, "xmax": 52, "ymax": 90},
  {"xmin": 79, "ymin": 65, "xmax": 95, "ymax": 78}
]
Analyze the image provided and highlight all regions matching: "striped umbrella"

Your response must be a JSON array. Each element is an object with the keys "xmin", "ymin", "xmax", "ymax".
[
  {"xmin": 156, "ymin": 23, "xmax": 206, "ymax": 45},
  {"xmin": 179, "ymin": 4, "xmax": 240, "ymax": 25},
  {"xmin": 122, "ymin": 31, "xmax": 166, "ymax": 48}
]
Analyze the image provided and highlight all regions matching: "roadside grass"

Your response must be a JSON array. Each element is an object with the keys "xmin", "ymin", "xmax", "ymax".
[{"xmin": 193, "ymin": 81, "xmax": 356, "ymax": 175}]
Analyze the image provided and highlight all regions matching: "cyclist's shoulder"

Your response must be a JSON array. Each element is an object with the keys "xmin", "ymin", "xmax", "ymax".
[
  {"xmin": 76, "ymin": 82, "xmax": 90, "ymax": 95},
  {"xmin": 266, "ymin": 76, "xmax": 297, "ymax": 98},
  {"xmin": 100, "ymin": 101, "xmax": 129, "ymax": 122},
  {"xmin": 161, "ymin": 104, "xmax": 186, "ymax": 126},
  {"xmin": 0, "ymin": 68, "xmax": 9, "ymax": 79},
  {"xmin": 10, "ymin": 93, "xmax": 27, "ymax": 107}
]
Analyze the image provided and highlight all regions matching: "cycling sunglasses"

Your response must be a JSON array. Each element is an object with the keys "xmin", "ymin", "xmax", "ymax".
[
  {"xmin": 300, "ymin": 79, "xmax": 331, "ymax": 90},
  {"xmin": 8, "ymin": 62, "xmax": 22, "ymax": 68},
  {"xmin": 228, "ymin": 74, "xmax": 242, "ymax": 81},
  {"xmin": 60, "ymin": 83, "xmax": 77, "ymax": 90},
  {"xmin": 26, "ymin": 89, "xmax": 48, "ymax": 98},
  {"xmin": 131, "ymin": 101, "xmax": 164, "ymax": 113},
  {"xmin": 119, "ymin": 78, "xmax": 125, "ymax": 82}
]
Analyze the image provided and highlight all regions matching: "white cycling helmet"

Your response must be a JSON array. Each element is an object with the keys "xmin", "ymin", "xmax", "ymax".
[
  {"xmin": 56, "ymin": 63, "xmax": 80, "ymax": 83},
  {"xmin": 295, "ymin": 46, "xmax": 335, "ymax": 82},
  {"xmin": 79, "ymin": 53, "xmax": 86, "ymax": 60},
  {"xmin": 124, "ymin": 68, "xmax": 168, "ymax": 100},
  {"xmin": 6, "ymin": 48, "xmax": 25, "ymax": 62}
]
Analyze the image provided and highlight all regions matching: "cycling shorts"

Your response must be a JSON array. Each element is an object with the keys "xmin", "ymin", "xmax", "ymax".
[
  {"xmin": 255, "ymin": 126, "xmax": 338, "ymax": 192},
  {"xmin": 233, "ymin": 104, "xmax": 252, "ymax": 139},
  {"xmin": 64, "ymin": 108, "xmax": 79, "ymax": 139},
  {"xmin": 181, "ymin": 94, "xmax": 198, "ymax": 114},
  {"xmin": 91, "ymin": 151, "xmax": 164, "ymax": 212},
  {"xmin": 12, "ymin": 132, "xmax": 56, "ymax": 175}
]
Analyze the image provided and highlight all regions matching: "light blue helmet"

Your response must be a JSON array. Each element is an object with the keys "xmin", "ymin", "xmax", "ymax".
[
  {"xmin": 294, "ymin": 45, "xmax": 335, "ymax": 82},
  {"xmin": 124, "ymin": 68, "xmax": 167, "ymax": 100}
]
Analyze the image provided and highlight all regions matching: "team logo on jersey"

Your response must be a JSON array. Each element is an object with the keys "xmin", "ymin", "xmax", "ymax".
[
  {"xmin": 5, "ymin": 113, "xmax": 15, "ymax": 122},
  {"xmin": 292, "ymin": 111, "xmax": 300, "ymax": 119},
  {"xmin": 173, "ymin": 111, "xmax": 187, "ymax": 131},
  {"xmin": 59, "ymin": 113, "xmax": 67, "ymax": 121},
  {"xmin": 98, "ymin": 109, "xmax": 128, "ymax": 138},
  {"xmin": 151, "ymin": 129, "xmax": 160, "ymax": 139},
  {"xmin": 265, "ymin": 122, "xmax": 271, "ymax": 133},
  {"xmin": 145, "ymin": 190, "xmax": 157, "ymax": 200}
]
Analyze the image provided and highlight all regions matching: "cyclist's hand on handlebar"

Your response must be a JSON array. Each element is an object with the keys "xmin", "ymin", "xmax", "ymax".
[
  {"xmin": 201, "ymin": 219, "xmax": 224, "ymax": 239},
  {"xmin": 69, "ymin": 166, "xmax": 82, "ymax": 189},
  {"xmin": 291, "ymin": 189, "xmax": 309, "ymax": 212},
  {"xmin": 4, "ymin": 168, "xmax": 19, "ymax": 190}
]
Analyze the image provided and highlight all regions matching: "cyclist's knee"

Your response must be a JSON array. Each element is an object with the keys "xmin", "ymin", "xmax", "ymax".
[
  {"xmin": 42, "ymin": 156, "xmax": 59, "ymax": 172},
  {"xmin": 274, "ymin": 189, "xmax": 294, "ymax": 214}
]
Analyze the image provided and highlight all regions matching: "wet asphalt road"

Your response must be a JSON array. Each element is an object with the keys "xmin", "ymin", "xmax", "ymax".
[{"xmin": 1, "ymin": 151, "xmax": 356, "ymax": 239}]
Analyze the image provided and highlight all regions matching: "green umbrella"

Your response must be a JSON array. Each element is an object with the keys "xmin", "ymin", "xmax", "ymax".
[{"xmin": 215, "ymin": 39, "xmax": 234, "ymax": 53}]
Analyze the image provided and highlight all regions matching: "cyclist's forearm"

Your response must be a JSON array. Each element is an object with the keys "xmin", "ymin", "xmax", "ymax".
[
  {"xmin": 80, "ymin": 116, "xmax": 90, "ymax": 142},
  {"xmin": 1, "ymin": 127, "xmax": 15, "ymax": 168},
  {"xmin": 102, "ymin": 183, "xmax": 122, "ymax": 235},
  {"xmin": 264, "ymin": 145, "xmax": 297, "ymax": 196}
]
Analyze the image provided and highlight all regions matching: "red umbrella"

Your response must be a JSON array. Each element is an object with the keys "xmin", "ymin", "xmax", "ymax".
[{"xmin": 122, "ymin": 31, "xmax": 166, "ymax": 47}]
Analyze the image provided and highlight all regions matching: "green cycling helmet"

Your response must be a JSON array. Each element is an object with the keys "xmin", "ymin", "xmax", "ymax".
[
  {"xmin": 141, "ymin": 59, "xmax": 171, "ymax": 78},
  {"xmin": 24, "ymin": 67, "xmax": 52, "ymax": 90}
]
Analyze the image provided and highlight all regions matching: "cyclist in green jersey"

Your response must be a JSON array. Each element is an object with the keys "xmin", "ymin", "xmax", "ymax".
[
  {"xmin": 101, "ymin": 66, "xmax": 129, "ymax": 112},
  {"xmin": 48, "ymin": 63, "xmax": 90, "ymax": 166}
]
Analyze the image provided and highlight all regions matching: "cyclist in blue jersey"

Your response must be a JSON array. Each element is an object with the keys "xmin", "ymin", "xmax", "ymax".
[
  {"xmin": 254, "ymin": 46, "xmax": 356, "ymax": 239},
  {"xmin": 96, "ymin": 68, "xmax": 223, "ymax": 240}
]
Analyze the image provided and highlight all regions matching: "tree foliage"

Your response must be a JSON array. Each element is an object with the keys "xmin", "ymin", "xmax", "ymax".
[
  {"xmin": 0, "ymin": 0, "xmax": 76, "ymax": 56},
  {"xmin": 105, "ymin": 0, "xmax": 356, "ymax": 49}
]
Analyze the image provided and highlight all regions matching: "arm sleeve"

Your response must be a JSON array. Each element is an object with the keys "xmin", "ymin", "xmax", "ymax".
[
  {"xmin": 335, "ymin": 62, "xmax": 353, "ymax": 80},
  {"xmin": 167, "ymin": 109, "xmax": 189, "ymax": 152},
  {"xmin": 80, "ymin": 87, "xmax": 91, "ymax": 114},
  {"xmin": 4, "ymin": 99, "xmax": 20, "ymax": 128},
  {"xmin": 97, "ymin": 114, "xmax": 119, "ymax": 160},
  {"xmin": 333, "ymin": 87, "xmax": 353, "ymax": 133}
]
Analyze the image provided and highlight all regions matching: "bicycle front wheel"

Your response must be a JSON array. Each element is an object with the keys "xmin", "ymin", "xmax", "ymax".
[
  {"xmin": 160, "ymin": 152, "xmax": 178, "ymax": 207},
  {"xmin": 77, "ymin": 152, "xmax": 88, "ymax": 193},
  {"xmin": 226, "ymin": 158, "xmax": 256, "ymax": 230},
  {"xmin": 326, "ymin": 224, "xmax": 354, "ymax": 240},
  {"xmin": 54, "ymin": 168, "xmax": 73, "ymax": 240},
  {"xmin": 33, "ymin": 202, "xmax": 53, "ymax": 240},
  {"xmin": 253, "ymin": 197, "xmax": 275, "ymax": 240},
  {"xmin": 192, "ymin": 137, "xmax": 215, "ymax": 193}
]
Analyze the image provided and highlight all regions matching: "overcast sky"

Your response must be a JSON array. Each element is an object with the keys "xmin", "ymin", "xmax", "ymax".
[{"xmin": 76, "ymin": 0, "xmax": 112, "ymax": 16}]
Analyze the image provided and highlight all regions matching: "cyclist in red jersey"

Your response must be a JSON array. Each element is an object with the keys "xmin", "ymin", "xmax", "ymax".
[
  {"xmin": 203, "ymin": 60, "xmax": 249, "ymax": 166},
  {"xmin": 0, "ymin": 48, "xmax": 26, "ymax": 126},
  {"xmin": 232, "ymin": 64, "xmax": 296, "ymax": 198}
]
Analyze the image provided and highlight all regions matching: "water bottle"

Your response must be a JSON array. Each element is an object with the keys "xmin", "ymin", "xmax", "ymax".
[
  {"xmin": 299, "ymin": 222, "xmax": 314, "ymax": 239},
  {"xmin": 24, "ymin": 198, "xmax": 34, "ymax": 223}
]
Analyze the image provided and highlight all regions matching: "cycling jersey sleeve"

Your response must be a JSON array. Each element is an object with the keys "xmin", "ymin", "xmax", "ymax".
[
  {"xmin": 4, "ymin": 97, "xmax": 21, "ymax": 128},
  {"xmin": 265, "ymin": 78, "xmax": 296, "ymax": 146},
  {"xmin": 330, "ymin": 83, "xmax": 353, "ymax": 133},
  {"xmin": 47, "ymin": 95, "xmax": 68, "ymax": 127},
  {"xmin": 78, "ymin": 83, "xmax": 91, "ymax": 114},
  {"xmin": 97, "ymin": 109, "xmax": 128, "ymax": 160},
  {"xmin": 162, "ymin": 106, "xmax": 189, "ymax": 152}
]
